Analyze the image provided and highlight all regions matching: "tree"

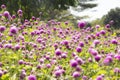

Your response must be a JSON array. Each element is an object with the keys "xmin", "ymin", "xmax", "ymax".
[
  {"xmin": 104, "ymin": 7, "xmax": 120, "ymax": 29},
  {"xmin": 0, "ymin": 0, "xmax": 79, "ymax": 19}
]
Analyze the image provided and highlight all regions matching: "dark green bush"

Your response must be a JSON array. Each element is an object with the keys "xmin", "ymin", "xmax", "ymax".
[{"xmin": 104, "ymin": 7, "xmax": 120, "ymax": 29}]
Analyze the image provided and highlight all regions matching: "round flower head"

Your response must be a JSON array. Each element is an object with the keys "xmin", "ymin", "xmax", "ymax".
[
  {"xmin": 93, "ymin": 40, "xmax": 100, "ymax": 45},
  {"xmin": 54, "ymin": 70, "xmax": 61, "ymax": 77},
  {"xmin": 94, "ymin": 55, "xmax": 101, "ymax": 62},
  {"xmin": 3, "ymin": 11, "xmax": 10, "ymax": 18},
  {"xmin": 95, "ymin": 25, "xmax": 100, "ymax": 28},
  {"xmin": 100, "ymin": 30, "xmax": 106, "ymax": 35},
  {"xmin": 105, "ymin": 24, "xmax": 110, "ymax": 28},
  {"xmin": 10, "ymin": 26, "xmax": 18, "ymax": 34},
  {"xmin": 89, "ymin": 49, "xmax": 98, "ymax": 56},
  {"xmin": 96, "ymin": 75, "xmax": 103, "ymax": 80},
  {"xmin": 18, "ymin": 60, "xmax": 24, "ymax": 65},
  {"xmin": 111, "ymin": 39, "xmax": 118, "ymax": 44},
  {"xmin": 1, "ymin": 4, "xmax": 6, "ymax": 9},
  {"xmin": 12, "ymin": 15, "xmax": 16, "ymax": 19},
  {"xmin": 72, "ymin": 71, "xmax": 80, "ymax": 78},
  {"xmin": 55, "ymin": 49, "xmax": 62, "ymax": 56},
  {"xmin": 70, "ymin": 59, "xmax": 78, "ymax": 67},
  {"xmin": 79, "ymin": 42, "xmax": 84, "ymax": 47},
  {"xmin": 103, "ymin": 56, "xmax": 112, "ymax": 65},
  {"xmin": 78, "ymin": 21, "xmax": 86, "ymax": 28},
  {"xmin": 76, "ymin": 47, "xmax": 82, "ymax": 53},
  {"xmin": 114, "ymin": 68, "xmax": 120, "ymax": 73},
  {"xmin": 14, "ymin": 44, "xmax": 20, "ymax": 50},
  {"xmin": 28, "ymin": 75, "xmax": 36, "ymax": 80},
  {"xmin": 17, "ymin": 9, "xmax": 23, "ymax": 15},
  {"xmin": 0, "ymin": 26, "xmax": 6, "ymax": 32}
]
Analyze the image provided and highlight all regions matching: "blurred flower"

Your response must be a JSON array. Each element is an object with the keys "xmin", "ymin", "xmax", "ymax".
[
  {"xmin": 72, "ymin": 71, "xmax": 80, "ymax": 78},
  {"xmin": 70, "ymin": 59, "xmax": 78, "ymax": 67},
  {"xmin": 78, "ymin": 21, "xmax": 86, "ymax": 28},
  {"xmin": 0, "ymin": 26, "xmax": 6, "ymax": 32},
  {"xmin": 28, "ymin": 75, "xmax": 36, "ymax": 80}
]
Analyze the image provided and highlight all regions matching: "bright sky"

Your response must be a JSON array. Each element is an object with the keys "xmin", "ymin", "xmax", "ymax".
[{"xmin": 69, "ymin": 0, "xmax": 120, "ymax": 22}]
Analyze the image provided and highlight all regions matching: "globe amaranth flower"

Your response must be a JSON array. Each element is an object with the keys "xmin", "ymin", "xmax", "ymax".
[
  {"xmin": 17, "ymin": 9, "xmax": 23, "ymax": 15},
  {"xmin": 70, "ymin": 59, "xmax": 78, "ymax": 67},
  {"xmin": 18, "ymin": 60, "xmax": 24, "ymax": 65},
  {"xmin": 54, "ymin": 70, "xmax": 62, "ymax": 77},
  {"xmin": 10, "ymin": 26, "xmax": 18, "ymax": 34},
  {"xmin": 93, "ymin": 40, "xmax": 100, "ymax": 45},
  {"xmin": 100, "ymin": 30, "xmax": 106, "ymax": 35},
  {"xmin": 1, "ymin": 4, "xmax": 6, "ymax": 9},
  {"xmin": 72, "ymin": 71, "xmax": 80, "ymax": 78},
  {"xmin": 79, "ymin": 42, "xmax": 84, "ymax": 47},
  {"xmin": 111, "ymin": 39, "xmax": 118, "ymax": 44},
  {"xmin": 3, "ymin": 11, "xmax": 10, "ymax": 18},
  {"xmin": 96, "ymin": 75, "xmax": 103, "ymax": 80},
  {"xmin": 55, "ymin": 49, "xmax": 62, "ymax": 56},
  {"xmin": 89, "ymin": 49, "xmax": 98, "ymax": 56},
  {"xmin": 78, "ymin": 21, "xmax": 86, "ymax": 29},
  {"xmin": 114, "ymin": 68, "xmax": 120, "ymax": 73},
  {"xmin": 94, "ymin": 55, "xmax": 101, "ymax": 62},
  {"xmin": 28, "ymin": 75, "xmax": 36, "ymax": 80},
  {"xmin": 103, "ymin": 56, "xmax": 112, "ymax": 65},
  {"xmin": 0, "ymin": 26, "xmax": 6, "ymax": 32},
  {"xmin": 76, "ymin": 47, "xmax": 82, "ymax": 53}
]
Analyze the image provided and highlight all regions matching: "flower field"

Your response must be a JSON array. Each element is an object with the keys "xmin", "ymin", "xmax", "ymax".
[{"xmin": 0, "ymin": 5, "xmax": 120, "ymax": 80}]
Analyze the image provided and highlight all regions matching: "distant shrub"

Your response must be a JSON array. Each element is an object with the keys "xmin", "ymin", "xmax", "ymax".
[{"xmin": 104, "ymin": 7, "xmax": 120, "ymax": 29}]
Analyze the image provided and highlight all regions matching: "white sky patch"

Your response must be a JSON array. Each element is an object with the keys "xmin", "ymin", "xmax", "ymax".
[{"xmin": 69, "ymin": 0, "xmax": 120, "ymax": 22}]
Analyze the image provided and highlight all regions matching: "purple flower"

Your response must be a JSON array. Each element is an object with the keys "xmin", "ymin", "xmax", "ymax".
[
  {"xmin": 79, "ymin": 42, "xmax": 84, "ymax": 47},
  {"xmin": 76, "ymin": 47, "xmax": 82, "ymax": 53},
  {"xmin": 94, "ymin": 55, "xmax": 101, "ymax": 62},
  {"xmin": 18, "ymin": 60, "xmax": 24, "ymax": 65},
  {"xmin": 103, "ymin": 56, "xmax": 112, "ymax": 65},
  {"xmin": 14, "ymin": 44, "xmax": 20, "ymax": 50},
  {"xmin": 28, "ymin": 75, "xmax": 36, "ymax": 80},
  {"xmin": 1, "ymin": 4, "xmax": 6, "ymax": 9},
  {"xmin": 63, "ymin": 40, "xmax": 69, "ymax": 45},
  {"xmin": 115, "ymin": 54, "xmax": 120, "ymax": 60},
  {"xmin": 96, "ymin": 76, "xmax": 103, "ymax": 80},
  {"xmin": 0, "ymin": 26, "xmax": 6, "ymax": 32},
  {"xmin": 37, "ymin": 65, "xmax": 41, "ymax": 69},
  {"xmin": 70, "ymin": 59, "xmax": 78, "ymax": 67},
  {"xmin": 111, "ymin": 39, "xmax": 118, "ymax": 44},
  {"xmin": 93, "ymin": 40, "xmax": 100, "ymax": 45},
  {"xmin": 95, "ymin": 25, "xmax": 100, "ymax": 28},
  {"xmin": 96, "ymin": 32, "xmax": 100, "ymax": 37},
  {"xmin": 100, "ymin": 30, "xmax": 106, "ymax": 35},
  {"xmin": 54, "ymin": 70, "xmax": 61, "ymax": 77},
  {"xmin": 76, "ymin": 57, "xmax": 84, "ymax": 65},
  {"xmin": 17, "ymin": 9, "xmax": 23, "ymax": 15},
  {"xmin": 82, "ymin": 76, "xmax": 88, "ymax": 80},
  {"xmin": 12, "ymin": 15, "xmax": 16, "ymax": 19},
  {"xmin": 10, "ymin": 26, "xmax": 18, "ymax": 34},
  {"xmin": 61, "ymin": 53, "xmax": 67, "ymax": 58},
  {"xmin": 3, "ymin": 11, "xmax": 10, "ymax": 18},
  {"xmin": 0, "ymin": 70, "xmax": 3, "ymax": 77},
  {"xmin": 105, "ymin": 24, "xmax": 110, "ymax": 28},
  {"xmin": 89, "ymin": 49, "xmax": 98, "ymax": 56},
  {"xmin": 72, "ymin": 71, "xmax": 80, "ymax": 78},
  {"xmin": 78, "ymin": 21, "xmax": 86, "ymax": 28},
  {"xmin": 46, "ymin": 64, "xmax": 51, "ymax": 68},
  {"xmin": 55, "ymin": 49, "xmax": 62, "ymax": 56},
  {"xmin": 114, "ymin": 68, "xmax": 120, "ymax": 73}
]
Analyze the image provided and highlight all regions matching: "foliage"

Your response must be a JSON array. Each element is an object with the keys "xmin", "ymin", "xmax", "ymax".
[
  {"xmin": 104, "ymin": 7, "xmax": 120, "ymax": 29},
  {"xmin": 0, "ymin": 5, "xmax": 120, "ymax": 80},
  {"xmin": 0, "ymin": 0, "xmax": 79, "ymax": 19}
]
